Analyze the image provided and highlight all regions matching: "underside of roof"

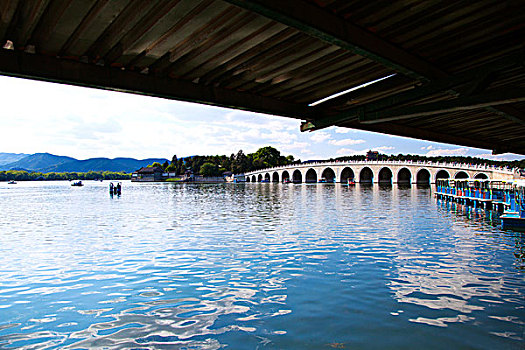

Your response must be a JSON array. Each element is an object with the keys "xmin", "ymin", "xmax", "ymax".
[{"xmin": 1, "ymin": 0, "xmax": 524, "ymax": 154}]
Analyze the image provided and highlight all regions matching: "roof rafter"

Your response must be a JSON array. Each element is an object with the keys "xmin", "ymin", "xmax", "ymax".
[
  {"xmin": 358, "ymin": 88, "xmax": 525, "ymax": 124},
  {"xmin": 223, "ymin": 0, "xmax": 444, "ymax": 81},
  {"xmin": 301, "ymin": 51, "xmax": 525, "ymax": 131}
]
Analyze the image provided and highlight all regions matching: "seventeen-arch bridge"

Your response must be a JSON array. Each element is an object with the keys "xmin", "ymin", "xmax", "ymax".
[{"xmin": 242, "ymin": 161, "xmax": 516, "ymax": 184}]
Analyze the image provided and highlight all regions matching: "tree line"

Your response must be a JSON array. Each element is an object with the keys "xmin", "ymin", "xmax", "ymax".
[
  {"xmin": 148, "ymin": 146, "xmax": 299, "ymax": 177},
  {"xmin": 1, "ymin": 170, "xmax": 131, "ymax": 181}
]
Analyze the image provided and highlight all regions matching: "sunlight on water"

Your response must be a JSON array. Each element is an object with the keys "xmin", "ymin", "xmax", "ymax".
[{"xmin": 0, "ymin": 181, "xmax": 523, "ymax": 349}]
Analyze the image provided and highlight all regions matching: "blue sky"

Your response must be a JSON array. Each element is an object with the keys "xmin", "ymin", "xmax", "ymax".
[{"xmin": 1, "ymin": 75, "xmax": 523, "ymax": 161}]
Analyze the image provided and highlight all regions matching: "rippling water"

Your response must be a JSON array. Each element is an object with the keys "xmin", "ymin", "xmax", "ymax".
[{"xmin": 0, "ymin": 181, "xmax": 523, "ymax": 349}]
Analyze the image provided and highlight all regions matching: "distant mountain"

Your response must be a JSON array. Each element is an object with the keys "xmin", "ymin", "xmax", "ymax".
[
  {"xmin": 0, "ymin": 152, "xmax": 29, "ymax": 165},
  {"xmin": 1, "ymin": 153, "xmax": 76, "ymax": 171},
  {"xmin": 0, "ymin": 153, "xmax": 168, "ymax": 173},
  {"xmin": 42, "ymin": 157, "xmax": 169, "ymax": 173}
]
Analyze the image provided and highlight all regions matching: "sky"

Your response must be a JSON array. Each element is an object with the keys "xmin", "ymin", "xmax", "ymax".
[{"xmin": 0, "ymin": 75, "xmax": 523, "ymax": 162}]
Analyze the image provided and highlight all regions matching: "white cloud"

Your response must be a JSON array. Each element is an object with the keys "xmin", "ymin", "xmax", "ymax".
[
  {"xmin": 426, "ymin": 147, "xmax": 469, "ymax": 157},
  {"xmin": 421, "ymin": 145, "xmax": 434, "ymax": 150},
  {"xmin": 329, "ymin": 138, "xmax": 365, "ymax": 146},
  {"xmin": 470, "ymin": 153, "xmax": 524, "ymax": 161},
  {"xmin": 373, "ymin": 146, "xmax": 395, "ymax": 152},
  {"xmin": 336, "ymin": 148, "xmax": 358, "ymax": 155},
  {"xmin": 281, "ymin": 142, "xmax": 308, "ymax": 150},
  {"xmin": 334, "ymin": 128, "xmax": 351, "ymax": 134},
  {"xmin": 310, "ymin": 131, "xmax": 331, "ymax": 143}
]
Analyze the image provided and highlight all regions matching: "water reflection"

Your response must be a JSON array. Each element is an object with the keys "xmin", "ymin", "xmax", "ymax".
[{"xmin": 0, "ymin": 182, "xmax": 523, "ymax": 348}]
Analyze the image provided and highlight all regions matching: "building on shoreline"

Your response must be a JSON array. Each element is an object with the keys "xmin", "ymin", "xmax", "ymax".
[
  {"xmin": 131, "ymin": 166, "xmax": 165, "ymax": 182},
  {"xmin": 132, "ymin": 167, "xmax": 230, "ymax": 183}
]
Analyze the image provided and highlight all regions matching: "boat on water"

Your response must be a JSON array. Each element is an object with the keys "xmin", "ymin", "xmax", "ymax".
[
  {"xmin": 282, "ymin": 178, "xmax": 292, "ymax": 184},
  {"xmin": 347, "ymin": 179, "xmax": 356, "ymax": 185},
  {"xmin": 71, "ymin": 181, "xmax": 83, "ymax": 187},
  {"xmin": 500, "ymin": 181, "xmax": 525, "ymax": 232},
  {"xmin": 7, "ymin": 180, "xmax": 16, "ymax": 184}
]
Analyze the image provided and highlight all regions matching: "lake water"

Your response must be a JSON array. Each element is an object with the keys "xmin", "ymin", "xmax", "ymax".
[{"xmin": 0, "ymin": 181, "xmax": 523, "ymax": 349}]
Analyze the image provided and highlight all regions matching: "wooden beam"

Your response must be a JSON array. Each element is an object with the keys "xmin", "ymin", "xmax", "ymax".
[
  {"xmin": 310, "ymin": 74, "xmax": 414, "ymax": 109},
  {"xmin": 10, "ymin": 0, "xmax": 51, "ymax": 47},
  {"xmin": 301, "ymin": 52, "xmax": 525, "ymax": 131},
  {"xmin": 0, "ymin": 0, "xmax": 20, "ymax": 43},
  {"xmin": 485, "ymin": 105, "xmax": 525, "ymax": 126},
  {"xmin": 223, "ymin": 0, "xmax": 444, "ymax": 81},
  {"xmin": 0, "ymin": 49, "xmax": 312, "ymax": 120},
  {"xmin": 30, "ymin": 0, "xmax": 74, "ymax": 49},
  {"xmin": 359, "ymin": 88, "xmax": 525, "ymax": 124},
  {"xmin": 58, "ymin": 0, "xmax": 110, "ymax": 56}
]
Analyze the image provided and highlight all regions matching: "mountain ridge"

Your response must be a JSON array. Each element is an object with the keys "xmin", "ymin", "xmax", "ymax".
[
  {"xmin": 0, "ymin": 153, "xmax": 168, "ymax": 173},
  {"xmin": 0, "ymin": 152, "xmax": 29, "ymax": 165}
]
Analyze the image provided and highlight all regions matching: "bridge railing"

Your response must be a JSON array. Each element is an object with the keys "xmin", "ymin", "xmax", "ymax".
[{"xmin": 242, "ymin": 160, "xmax": 515, "ymax": 176}]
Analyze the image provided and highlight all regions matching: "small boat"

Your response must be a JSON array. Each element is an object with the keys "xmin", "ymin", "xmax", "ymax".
[
  {"xmin": 318, "ymin": 177, "xmax": 327, "ymax": 183},
  {"xmin": 499, "ymin": 181, "xmax": 525, "ymax": 232},
  {"xmin": 71, "ymin": 181, "xmax": 83, "ymax": 187},
  {"xmin": 347, "ymin": 179, "xmax": 356, "ymax": 185},
  {"xmin": 500, "ymin": 212, "xmax": 525, "ymax": 232},
  {"xmin": 283, "ymin": 178, "xmax": 292, "ymax": 184},
  {"xmin": 7, "ymin": 180, "xmax": 16, "ymax": 184}
]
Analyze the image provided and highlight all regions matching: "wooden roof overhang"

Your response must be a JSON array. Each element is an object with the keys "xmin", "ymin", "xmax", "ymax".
[{"xmin": 1, "ymin": 0, "xmax": 524, "ymax": 154}]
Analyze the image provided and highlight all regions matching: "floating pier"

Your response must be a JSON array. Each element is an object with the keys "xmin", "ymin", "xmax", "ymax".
[{"xmin": 435, "ymin": 179, "xmax": 525, "ymax": 231}]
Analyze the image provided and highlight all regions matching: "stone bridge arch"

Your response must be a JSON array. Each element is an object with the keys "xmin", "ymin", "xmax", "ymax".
[
  {"xmin": 359, "ymin": 167, "xmax": 374, "ymax": 184},
  {"xmin": 293, "ymin": 169, "xmax": 302, "ymax": 183},
  {"xmin": 474, "ymin": 172, "xmax": 489, "ymax": 179},
  {"xmin": 416, "ymin": 168, "xmax": 431, "ymax": 184},
  {"xmin": 340, "ymin": 167, "xmax": 355, "ymax": 183},
  {"xmin": 434, "ymin": 169, "xmax": 450, "ymax": 180},
  {"xmin": 454, "ymin": 170, "xmax": 469, "ymax": 179},
  {"xmin": 282, "ymin": 170, "xmax": 290, "ymax": 182},
  {"xmin": 321, "ymin": 167, "xmax": 336, "ymax": 182},
  {"xmin": 396, "ymin": 167, "xmax": 412, "ymax": 184},
  {"xmin": 378, "ymin": 166, "xmax": 393, "ymax": 184},
  {"xmin": 305, "ymin": 168, "xmax": 317, "ymax": 183}
]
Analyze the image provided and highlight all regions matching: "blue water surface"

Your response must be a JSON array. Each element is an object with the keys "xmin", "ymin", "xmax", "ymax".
[{"xmin": 0, "ymin": 181, "xmax": 523, "ymax": 349}]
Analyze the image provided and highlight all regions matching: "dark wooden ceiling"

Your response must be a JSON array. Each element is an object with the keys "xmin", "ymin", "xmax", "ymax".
[{"xmin": 1, "ymin": 0, "xmax": 524, "ymax": 154}]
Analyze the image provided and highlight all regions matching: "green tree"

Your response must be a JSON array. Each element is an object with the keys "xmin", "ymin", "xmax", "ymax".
[
  {"xmin": 252, "ymin": 146, "xmax": 282, "ymax": 169},
  {"xmin": 200, "ymin": 162, "xmax": 219, "ymax": 177},
  {"xmin": 148, "ymin": 162, "xmax": 163, "ymax": 168}
]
